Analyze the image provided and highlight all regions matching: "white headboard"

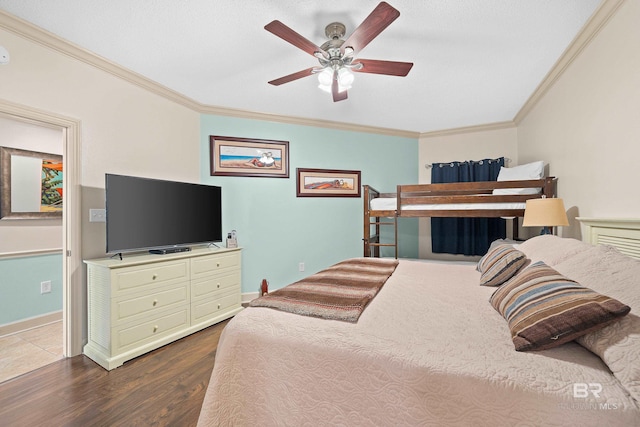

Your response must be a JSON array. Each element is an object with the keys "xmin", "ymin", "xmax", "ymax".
[{"xmin": 577, "ymin": 217, "xmax": 640, "ymax": 260}]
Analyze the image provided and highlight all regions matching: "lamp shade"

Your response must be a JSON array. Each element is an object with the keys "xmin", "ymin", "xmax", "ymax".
[
  {"xmin": 522, "ymin": 198, "xmax": 569, "ymax": 227},
  {"xmin": 317, "ymin": 68, "xmax": 334, "ymax": 92},
  {"xmin": 337, "ymin": 67, "xmax": 354, "ymax": 88}
]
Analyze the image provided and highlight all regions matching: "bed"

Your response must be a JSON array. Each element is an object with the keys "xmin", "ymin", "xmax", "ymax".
[
  {"xmin": 363, "ymin": 176, "xmax": 557, "ymax": 257},
  {"xmin": 197, "ymin": 218, "xmax": 640, "ymax": 427},
  {"xmin": 364, "ymin": 159, "xmax": 556, "ymax": 258}
]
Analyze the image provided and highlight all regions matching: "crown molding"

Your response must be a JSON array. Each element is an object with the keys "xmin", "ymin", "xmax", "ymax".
[
  {"xmin": 0, "ymin": 10, "xmax": 418, "ymax": 139},
  {"xmin": 199, "ymin": 103, "xmax": 419, "ymax": 138},
  {"xmin": 419, "ymin": 121, "xmax": 516, "ymax": 139},
  {"xmin": 513, "ymin": 0, "xmax": 626, "ymax": 124}
]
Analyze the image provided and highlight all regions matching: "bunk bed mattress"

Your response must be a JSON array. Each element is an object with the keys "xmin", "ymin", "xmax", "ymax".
[
  {"xmin": 369, "ymin": 197, "xmax": 525, "ymax": 211},
  {"xmin": 198, "ymin": 254, "xmax": 640, "ymax": 426}
]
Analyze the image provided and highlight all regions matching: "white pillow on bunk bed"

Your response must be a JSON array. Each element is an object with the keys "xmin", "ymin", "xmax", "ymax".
[{"xmin": 492, "ymin": 160, "xmax": 545, "ymax": 195}]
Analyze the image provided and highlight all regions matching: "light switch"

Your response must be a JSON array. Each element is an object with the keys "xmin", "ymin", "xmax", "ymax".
[{"xmin": 89, "ymin": 209, "xmax": 106, "ymax": 222}]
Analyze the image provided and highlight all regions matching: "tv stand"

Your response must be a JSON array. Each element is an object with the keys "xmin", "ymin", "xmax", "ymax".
[
  {"xmin": 83, "ymin": 247, "xmax": 242, "ymax": 370},
  {"xmin": 149, "ymin": 246, "xmax": 191, "ymax": 255}
]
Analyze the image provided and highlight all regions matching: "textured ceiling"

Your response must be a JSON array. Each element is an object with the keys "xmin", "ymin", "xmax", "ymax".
[{"xmin": 0, "ymin": 0, "xmax": 601, "ymax": 133}]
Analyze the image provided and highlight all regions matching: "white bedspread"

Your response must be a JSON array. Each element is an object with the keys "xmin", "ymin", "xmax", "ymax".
[
  {"xmin": 198, "ymin": 259, "xmax": 640, "ymax": 426},
  {"xmin": 370, "ymin": 197, "xmax": 525, "ymax": 211}
]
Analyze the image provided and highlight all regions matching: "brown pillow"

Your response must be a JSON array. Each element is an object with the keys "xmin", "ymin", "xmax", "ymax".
[
  {"xmin": 490, "ymin": 261, "xmax": 630, "ymax": 351},
  {"xmin": 477, "ymin": 244, "xmax": 528, "ymax": 286}
]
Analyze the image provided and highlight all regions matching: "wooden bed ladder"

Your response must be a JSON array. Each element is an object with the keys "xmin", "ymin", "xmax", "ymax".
[
  {"xmin": 363, "ymin": 185, "xmax": 398, "ymax": 258},
  {"xmin": 365, "ymin": 215, "xmax": 398, "ymax": 258}
]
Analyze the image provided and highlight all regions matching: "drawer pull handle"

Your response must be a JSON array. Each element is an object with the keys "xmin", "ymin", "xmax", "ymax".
[
  {"xmin": 217, "ymin": 283, "xmax": 220, "ymax": 289},
  {"xmin": 152, "ymin": 299, "xmax": 158, "ymax": 306},
  {"xmin": 153, "ymin": 325, "xmax": 158, "ymax": 332},
  {"xmin": 217, "ymin": 304, "xmax": 221, "ymax": 309},
  {"xmin": 152, "ymin": 274, "xmax": 158, "ymax": 280},
  {"xmin": 216, "ymin": 262, "xmax": 220, "ymax": 267}
]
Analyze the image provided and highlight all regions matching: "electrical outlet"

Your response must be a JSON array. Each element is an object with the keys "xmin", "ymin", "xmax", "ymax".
[
  {"xmin": 89, "ymin": 208, "xmax": 106, "ymax": 222},
  {"xmin": 298, "ymin": 262, "xmax": 305, "ymax": 272},
  {"xmin": 41, "ymin": 281, "xmax": 52, "ymax": 294}
]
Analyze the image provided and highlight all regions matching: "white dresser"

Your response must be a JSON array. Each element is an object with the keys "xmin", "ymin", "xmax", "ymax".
[{"xmin": 83, "ymin": 247, "xmax": 242, "ymax": 370}]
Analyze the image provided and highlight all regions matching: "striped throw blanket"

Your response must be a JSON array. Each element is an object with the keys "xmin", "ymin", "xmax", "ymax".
[{"xmin": 249, "ymin": 258, "xmax": 399, "ymax": 322}]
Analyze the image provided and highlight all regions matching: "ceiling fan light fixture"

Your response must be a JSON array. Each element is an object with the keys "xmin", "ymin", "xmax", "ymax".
[
  {"xmin": 317, "ymin": 67, "xmax": 354, "ymax": 93},
  {"xmin": 317, "ymin": 68, "xmax": 334, "ymax": 92},
  {"xmin": 337, "ymin": 67, "xmax": 354, "ymax": 89},
  {"xmin": 318, "ymin": 83, "xmax": 332, "ymax": 93},
  {"xmin": 342, "ymin": 46, "xmax": 354, "ymax": 58}
]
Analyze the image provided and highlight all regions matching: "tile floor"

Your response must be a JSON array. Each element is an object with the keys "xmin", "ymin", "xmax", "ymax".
[{"xmin": 0, "ymin": 321, "xmax": 63, "ymax": 384}]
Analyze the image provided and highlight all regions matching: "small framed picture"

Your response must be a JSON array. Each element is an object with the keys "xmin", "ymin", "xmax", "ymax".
[
  {"xmin": 0, "ymin": 146, "xmax": 63, "ymax": 219},
  {"xmin": 296, "ymin": 168, "xmax": 361, "ymax": 198},
  {"xmin": 210, "ymin": 136, "xmax": 289, "ymax": 178}
]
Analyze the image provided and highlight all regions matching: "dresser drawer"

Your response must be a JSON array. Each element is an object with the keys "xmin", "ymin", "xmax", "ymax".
[
  {"xmin": 115, "ymin": 283, "xmax": 189, "ymax": 323},
  {"xmin": 114, "ymin": 260, "xmax": 189, "ymax": 293},
  {"xmin": 192, "ymin": 290, "xmax": 240, "ymax": 324},
  {"xmin": 191, "ymin": 252, "xmax": 240, "ymax": 279},
  {"xmin": 115, "ymin": 308, "xmax": 189, "ymax": 352},
  {"xmin": 84, "ymin": 247, "xmax": 241, "ymax": 370},
  {"xmin": 192, "ymin": 271, "xmax": 239, "ymax": 301}
]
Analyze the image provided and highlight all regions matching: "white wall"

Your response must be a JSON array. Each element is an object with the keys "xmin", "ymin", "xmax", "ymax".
[
  {"xmin": 418, "ymin": 125, "xmax": 519, "ymax": 259},
  {"xmin": 0, "ymin": 28, "xmax": 201, "ymax": 261},
  {"xmin": 0, "ymin": 116, "xmax": 63, "ymax": 253},
  {"xmin": 517, "ymin": 0, "xmax": 640, "ymax": 240}
]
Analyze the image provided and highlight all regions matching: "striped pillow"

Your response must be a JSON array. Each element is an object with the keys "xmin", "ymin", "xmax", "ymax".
[
  {"xmin": 478, "ymin": 244, "xmax": 528, "ymax": 286},
  {"xmin": 490, "ymin": 261, "xmax": 630, "ymax": 351}
]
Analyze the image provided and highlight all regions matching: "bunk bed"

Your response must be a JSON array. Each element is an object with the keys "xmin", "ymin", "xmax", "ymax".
[{"xmin": 363, "ymin": 177, "xmax": 557, "ymax": 257}]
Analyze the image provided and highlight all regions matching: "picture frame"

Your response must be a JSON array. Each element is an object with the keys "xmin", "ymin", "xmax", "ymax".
[
  {"xmin": 210, "ymin": 135, "xmax": 289, "ymax": 178},
  {"xmin": 296, "ymin": 168, "xmax": 361, "ymax": 198},
  {"xmin": 0, "ymin": 146, "xmax": 63, "ymax": 219}
]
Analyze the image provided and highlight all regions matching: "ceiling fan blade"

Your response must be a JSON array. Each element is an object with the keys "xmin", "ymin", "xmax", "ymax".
[
  {"xmin": 265, "ymin": 20, "xmax": 327, "ymax": 57},
  {"xmin": 332, "ymin": 75, "xmax": 348, "ymax": 102},
  {"xmin": 268, "ymin": 67, "xmax": 316, "ymax": 86},
  {"xmin": 342, "ymin": 2, "xmax": 400, "ymax": 54},
  {"xmin": 352, "ymin": 59, "xmax": 413, "ymax": 76}
]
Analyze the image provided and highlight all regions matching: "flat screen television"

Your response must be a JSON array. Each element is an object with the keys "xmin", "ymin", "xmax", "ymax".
[{"xmin": 105, "ymin": 174, "xmax": 222, "ymax": 254}]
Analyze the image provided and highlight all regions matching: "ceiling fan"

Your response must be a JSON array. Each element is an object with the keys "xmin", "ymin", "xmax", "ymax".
[{"xmin": 265, "ymin": 2, "xmax": 413, "ymax": 102}]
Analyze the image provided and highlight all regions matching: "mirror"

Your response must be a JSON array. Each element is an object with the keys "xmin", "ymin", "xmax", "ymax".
[{"xmin": 0, "ymin": 146, "xmax": 63, "ymax": 219}]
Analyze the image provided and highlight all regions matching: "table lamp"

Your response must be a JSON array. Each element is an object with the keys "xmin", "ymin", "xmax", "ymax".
[{"xmin": 522, "ymin": 197, "xmax": 569, "ymax": 235}]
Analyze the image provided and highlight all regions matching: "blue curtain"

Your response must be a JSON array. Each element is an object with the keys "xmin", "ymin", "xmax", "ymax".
[{"xmin": 431, "ymin": 157, "xmax": 506, "ymax": 256}]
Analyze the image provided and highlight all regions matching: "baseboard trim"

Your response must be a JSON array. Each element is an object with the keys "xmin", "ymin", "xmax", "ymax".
[
  {"xmin": 241, "ymin": 292, "xmax": 259, "ymax": 305},
  {"xmin": 0, "ymin": 311, "xmax": 62, "ymax": 338}
]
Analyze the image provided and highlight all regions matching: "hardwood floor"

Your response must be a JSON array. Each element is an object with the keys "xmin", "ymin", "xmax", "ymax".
[{"xmin": 0, "ymin": 319, "xmax": 229, "ymax": 427}]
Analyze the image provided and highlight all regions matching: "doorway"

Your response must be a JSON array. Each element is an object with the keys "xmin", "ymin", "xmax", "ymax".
[{"xmin": 0, "ymin": 99, "xmax": 82, "ymax": 360}]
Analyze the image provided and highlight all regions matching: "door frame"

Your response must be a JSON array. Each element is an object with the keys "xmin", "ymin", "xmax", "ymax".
[{"xmin": 0, "ymin": 99, "xmax": 83, "ymax": 357}]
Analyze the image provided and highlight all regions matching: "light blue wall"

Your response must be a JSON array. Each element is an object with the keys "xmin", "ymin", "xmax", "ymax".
[
  {"xmin": 0, "ymin": 253, "xmax": 63, "ymax": 325},
  {"xmin": 200, "ymin": 115, "xmax": 418, "ymax": 294}
]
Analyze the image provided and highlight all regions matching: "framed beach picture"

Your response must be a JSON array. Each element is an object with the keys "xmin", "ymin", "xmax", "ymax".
[
  {"xmin": 296, "ymin": 168, "xmax": 361, "ymax": 198},
  {"xmin": 0, "ymin": 146, "xmax": 63, "ymax": 219},
  {"xmin": 210, "ymin": 136, "xmax": 289, "ymax": 178}
]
